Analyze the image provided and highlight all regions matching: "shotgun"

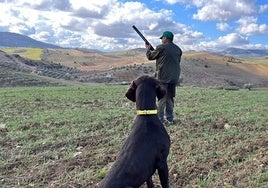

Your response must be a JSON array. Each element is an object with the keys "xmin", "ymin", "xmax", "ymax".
[{"xmin": 132, "ymin": 25, "xmax": 154, "ymax": 51}]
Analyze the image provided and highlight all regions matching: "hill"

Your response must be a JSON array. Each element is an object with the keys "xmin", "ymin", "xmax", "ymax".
[
  {"xmin": 222, "ymin": 48, "xmax": 268, "ymax": 57},
  {"xmin": 181, "ymin": 51, "xmax": 268, "ymax": 88},
  {"xmin": 0, "ymin": 32, "xmax": 61, "ymax": 49},
  {"xmin": 0, "ymin": 48, "xmax": 268, "ymax": 88}
]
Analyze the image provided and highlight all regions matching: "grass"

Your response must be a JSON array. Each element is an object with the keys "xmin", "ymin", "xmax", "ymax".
[
  {"xmin": 0, "ymin": 85, "xmax": 267, "ymax": 187},
  {"xmin": 1, "ymin": 47, "xmax": 43, "ymax": 60}
]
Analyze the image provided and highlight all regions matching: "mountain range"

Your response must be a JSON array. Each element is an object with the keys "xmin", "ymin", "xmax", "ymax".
[
  {"xmin": 0, "ymin": 32, "xmax": 61, "ymax": 49},
  {"xmin": 222, "ymin": 47, "xmax": 268, "ymax": 57},
  {"xmin": 1, "ymin": 31, "xmax": 268, "ymax": 57}
]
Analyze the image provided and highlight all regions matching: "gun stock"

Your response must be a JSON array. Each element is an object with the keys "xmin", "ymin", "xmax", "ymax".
[{"xmin": 132, "ymin": 25, "xmax": 154, "ymax": 51}]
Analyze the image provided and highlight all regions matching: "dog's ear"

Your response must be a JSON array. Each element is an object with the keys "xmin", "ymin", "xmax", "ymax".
[
  {"xmin": 156, "ymin": 83, "xmax": 166, "ymax": 100},
  {"xmin": 125, "ymin": 81, "xmax": 137, "ymax": 102}
]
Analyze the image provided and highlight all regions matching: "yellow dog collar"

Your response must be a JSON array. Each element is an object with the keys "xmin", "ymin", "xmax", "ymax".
[{"xmin": 137, "ymin": 110, "xmax": 157, "ymax": 115}]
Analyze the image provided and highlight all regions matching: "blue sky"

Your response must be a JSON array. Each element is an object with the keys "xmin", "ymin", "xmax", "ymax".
[{"xmin": 0, "ymin": 0, "xmax": 267, "ymax": 52}]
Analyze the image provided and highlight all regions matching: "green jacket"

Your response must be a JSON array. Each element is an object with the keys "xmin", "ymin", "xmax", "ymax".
[{"xmin": 146, "ymin": 42, "xmax": 182, "ymax": 84}]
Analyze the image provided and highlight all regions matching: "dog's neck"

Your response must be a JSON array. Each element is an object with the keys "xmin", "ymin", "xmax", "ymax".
[
  {"xmin": 135, "ymin": 89, "xmax": 157, "ymax": 112},
  {"xmin": 137, "ymin": 109, "xmax": 157, "ymax": 115}
]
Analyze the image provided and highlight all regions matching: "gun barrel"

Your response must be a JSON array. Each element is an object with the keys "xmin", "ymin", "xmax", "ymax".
[
  {"xmin": 132, "ymin": 25, "xmax": 147, "ymax": 42},
  {"xmin": 132, "ymin": 25, "xmax": 154, "ymax": 50}
]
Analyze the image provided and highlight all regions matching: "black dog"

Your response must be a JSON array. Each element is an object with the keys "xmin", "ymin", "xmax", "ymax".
[{"xmin": 99, "ymin": 75, "xmax": 170, "ymax": 188}]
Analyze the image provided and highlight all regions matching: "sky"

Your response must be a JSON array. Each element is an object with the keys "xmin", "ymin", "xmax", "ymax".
[{"xmin": 0, "ymin": 0, "xmax": 268, "ymax": 52}]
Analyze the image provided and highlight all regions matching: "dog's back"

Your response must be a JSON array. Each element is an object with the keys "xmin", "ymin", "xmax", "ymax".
[{"xmin": 99, "ymin": 76, "xmax": 170, "ymax": 188}]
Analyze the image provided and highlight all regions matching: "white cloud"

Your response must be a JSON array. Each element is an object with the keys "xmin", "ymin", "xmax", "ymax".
[
  {"xmin": 175, "ymin": 30, "xmax": 204, "ymax": 46},
  {"xmin": 22, "ymin": 0, "xmax": 71, "ymax": 11},
  {"xmin": 237, "ymin": 16, "xmax": 268, "ymax": 35},
  {"xmin": 30, "ymin": 31, "xmax": 51, "ymax": 42},
  {"xmin": 0, "ymin": 6, "xmax": 12, "ymax": 27},
  {"xmin": 216, "ymin": 23, "xmax": 231, "ymax": 31},
  {"xmin": 259, "ymin": 4, "xmax": 268, "ymax": 13},
  {"xmin": 165, "ymin": 0, "xmax": 206, "ymax": 7},
  {"xmin": 218, "ymin": 33, "xmax": 248, "ymax": 45},
  {"xmin": 187, "ymin": 33, "xmax": 249, "ymax": 51},
  {"xmin": 193, "ymin": 0, "xmax": 256, "ymax": 21},
  {"xmin": 70, "ymin": 0, "xmax": 115, "ymax": 19},
  {"xmin": 164, "ymin": 0, "xmax": 257, "ymax": 21}
]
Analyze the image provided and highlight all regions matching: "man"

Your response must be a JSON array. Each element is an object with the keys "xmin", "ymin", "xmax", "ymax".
[{"xmin": 145, "ymin": 31, "xmax": 182, "ymax": 124}]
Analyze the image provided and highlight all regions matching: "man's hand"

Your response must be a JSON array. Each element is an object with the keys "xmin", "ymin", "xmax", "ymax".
[{"xmin": 145, "ymin": 43, "xmax": 152, "ymax": 51}]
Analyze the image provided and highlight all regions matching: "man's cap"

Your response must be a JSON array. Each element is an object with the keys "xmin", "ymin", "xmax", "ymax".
[{"xmin": 160, "ymin": 31, "xmax": 174, "ymax": 40}]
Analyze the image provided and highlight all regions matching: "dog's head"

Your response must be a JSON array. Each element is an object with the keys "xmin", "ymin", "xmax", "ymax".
[{"xmin": 125, "ymin": 75, "xmax": 166, "ymax": 102}]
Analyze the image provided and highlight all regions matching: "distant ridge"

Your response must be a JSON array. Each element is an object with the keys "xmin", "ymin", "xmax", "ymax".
[
  {"xmin": 0, "ymin": 32, "xmax": 61, "ymax": 49},
  {"xmin": 74, "ymin": 48, "xmax": 103, "ymax": 53},
  {"xmin": 222, "ymin": 47, "xmax": 268, "ymax": 57}
]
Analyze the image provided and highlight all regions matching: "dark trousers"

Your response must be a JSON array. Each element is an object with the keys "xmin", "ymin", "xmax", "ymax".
[{"xmin": 157, "ymin": 83, "xmax": 176, "ymax": 123}]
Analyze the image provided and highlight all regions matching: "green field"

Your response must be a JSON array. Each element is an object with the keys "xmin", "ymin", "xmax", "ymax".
[
  {"xmin": 0, "ymin": 85, "xmax": 267, "ymax": 187},
  {"xmin": 0, "ymin": 48, "xmax": 43, "ymax": 60}
]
